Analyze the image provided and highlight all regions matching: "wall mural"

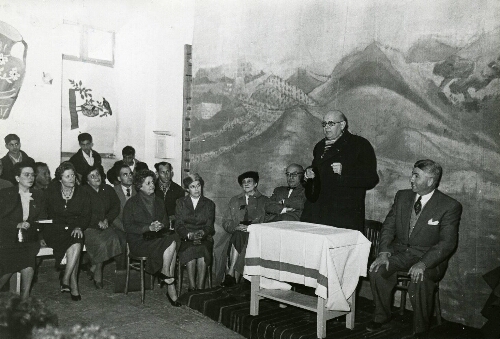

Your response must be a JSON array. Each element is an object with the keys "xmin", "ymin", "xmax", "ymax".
[
  {"xmin": 0, "ymin": 20, "xmax": 27, "ymax": 120},
  {"xmin": 191, "ymin": 0, "xmax": 500, "ymax": 328}
]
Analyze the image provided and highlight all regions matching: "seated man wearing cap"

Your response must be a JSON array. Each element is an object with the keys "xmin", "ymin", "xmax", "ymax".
[
  {"xmin": 1, "ymin": 134, "xmax": 35, "ymax": 185},
  {"xmin": 221, "ymin": 171, "xmax": 269, "ymax": 287}
]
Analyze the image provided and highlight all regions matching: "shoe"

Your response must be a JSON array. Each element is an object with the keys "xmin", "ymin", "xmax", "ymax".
[
  {"xmin": 87, "ymin": 270, "xmax": 95, "ymax": 281},
  {"xmin": 70, "ymin": 294, "xmax": 82, "ymax": 301},
  {"xmin": 188, "ymin": 287, "xmax": 197, "ymax": 292},
  {"xmin": 156, "ymin": 273, "xmax": 175, "ymax": 287},
  {"xmin": 166, "ymin": 291, "xmax": 181, "ymax": 307},
  {"xmin": 401, "ymin": 331, "xmax": 429, "ymax": 339},
  {"xmin": 94, "ymin": 281, "xmax": 104, "ymax": 289},
  {"xmin": 60, "ymin": 284, "xmax": 71, "ymax": 293},
  {"xmin": 366, "ymin": 320, "xmax": 389, "ymax": 332},
  {"xmin": 221, "ymin": 274, "xmax": 236, "ymax": 287}
]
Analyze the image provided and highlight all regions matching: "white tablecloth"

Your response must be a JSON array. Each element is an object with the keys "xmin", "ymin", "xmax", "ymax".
[{"xmin": 244, "ymin": 221, "xmax": 371, "ymax": 311}]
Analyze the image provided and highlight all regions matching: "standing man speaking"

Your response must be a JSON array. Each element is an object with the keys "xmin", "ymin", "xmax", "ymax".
[{"xmin": 301, "ymin": 110, "xmax": 379, "ymax": 231}]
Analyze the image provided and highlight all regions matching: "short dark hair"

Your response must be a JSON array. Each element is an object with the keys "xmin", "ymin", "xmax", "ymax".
[
  {"xmin": 13, "ymin": 161, "xmax": 34, "ymax": 177},
  {"xmin": 81, "ymin": 165, "xmax": 104, "ymax": 186},
  {"xmin": 414, "ymin": 159, "xmax": 443, "ymax": 187},
  {"xmin": 78, "ymin": 133, "xmax": 92, "ymax": 143},
  {"xmin": 116, "ymin": 163, "xmax": 131, "ymax": 177},
  {"xmin": 122, "ymin": 146, "xmax": 135, "ymax": 157},
  {"xmin": 4, "ymin": 133, "xmax": 20, "ymax": 144},
  {"xmin": 154, "ymin": 161, "xmax": 172, "ymax": 172},
  {"xmin": 0, "ymin": 295, "xmax": 58, "ymax": 339},
  {"xmin": 237, "ymin": 171, "xmax": 259, "ymax": 186},
  {"xmin": 182, "ymin": 173, "xmax": 204, "ymax": 189},
  {"xmin": 133, "ymin": 169, "xmax": 156, "ymax": 191},
  {"xmin": 54, "ymin": 161, "xmax": 76, "ymax": 181},
  {"xmin": 34, "ymin": 162, "xmax": 48, "ymax": 175}
]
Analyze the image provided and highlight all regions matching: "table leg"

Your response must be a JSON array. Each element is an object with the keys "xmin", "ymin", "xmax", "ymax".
[
  {"xmin": 346, "ymin": 291, "xmax": 355, "ymax": 329},
  {"xmin": 316, "ymin": 297, "xmax": 327, "ymax": 338},
  {"xmin": 250, "ymin": 275, "xmax": 260, "ymax": 316}
]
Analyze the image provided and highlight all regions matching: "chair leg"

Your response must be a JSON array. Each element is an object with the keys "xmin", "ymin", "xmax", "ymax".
[
  {"xmin": 176, "ymin": 260, "xmax": 182, "ymax": 297},
  {"xmin": 435, "ymin": 288, "xmax": 442, "ymax": 325},
  {"xmin": 400, "ymin": 287, "xmax": 407, "ymax": 315},
  {"xmin": 125, "ymin": 256, "xmax": 130, "ymax": 295},
  {"xmin": 140, "ymin": 260, "xmax": 145, "ymax": 304}
]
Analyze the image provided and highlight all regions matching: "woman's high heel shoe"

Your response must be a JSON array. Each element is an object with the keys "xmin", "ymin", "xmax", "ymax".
[
  {"xmin": 71, "ymin": 294, "xmax": 82, "ymax": 301},
  {"xmin": 156, "ymin": 272, "xmax": 175, "ymax": 287},
  {"xmin": 60, "ymin": 284, "xmax": 71, "ymax": 293},
  {"xmin": 166, "ymin": 290, "xmax": 181, "ymax": 307}
]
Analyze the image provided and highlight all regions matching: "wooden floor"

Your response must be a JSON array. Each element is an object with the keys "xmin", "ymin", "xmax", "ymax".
[{"xmin": 180, "ymin": 282, "xmax": 484, "ymax": 339}]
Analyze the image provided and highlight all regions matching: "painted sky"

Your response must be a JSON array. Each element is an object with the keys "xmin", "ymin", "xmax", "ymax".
[{"xmin": 194, "ymin": 0, "xmax": 500, "ymax": 75}]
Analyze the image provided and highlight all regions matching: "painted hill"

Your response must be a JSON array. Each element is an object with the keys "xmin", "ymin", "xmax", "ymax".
[
  {"xmin": 406, "ymin": 37, "xmax": 459, "ymax": 63},
  {"xmin": 286, "ymin": 68, "xmax": 327, "ymax": 94}
]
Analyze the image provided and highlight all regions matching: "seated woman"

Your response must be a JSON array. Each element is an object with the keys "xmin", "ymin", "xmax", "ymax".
[
  {"xmin": 0, "ymin": 162, "xmax": 46, "ymax": 299},
  {"xmin": 221, "ymin": 171, "xmax": 268, "ymax": 287},
  {"xmin": 175, "ymin": 173, "xmax": 215, "ymax": 291},
  {"xmin": 81, "ymin": 166, "xmax": 122, "ymax": 289},
  {"xmin": 44, "ymin": 161, "xmax": 90, "ymax": 301},
  {"xmin": 123, "ymin": 169, "xmax": 181, "ymax": 306}
]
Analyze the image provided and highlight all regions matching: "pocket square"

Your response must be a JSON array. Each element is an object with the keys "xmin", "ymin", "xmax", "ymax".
[{"xmin": 428, "ymin": 219, "xmax": 439, "ymax": 225}]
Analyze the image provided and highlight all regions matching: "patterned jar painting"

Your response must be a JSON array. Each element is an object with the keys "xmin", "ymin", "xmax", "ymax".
[{"xmin": 0, "ymin": 20, "xmax": 28, "ymax": 120}]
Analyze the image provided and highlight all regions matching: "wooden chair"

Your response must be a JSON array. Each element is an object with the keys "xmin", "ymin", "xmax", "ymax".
[
  {"xmin": 395, "ymin": 272, "xmax": 442, "ymax": 325},
  {"xmin": 125, "ymin": 244, "xmax": 154, "ymax": 304},
  {"xmin": 363, "ymin": 219, "xmax": 382, "ymax": 264},
  {"xmin": 176, "ymin": 258, "xmax": 212, "ymax": 296}
]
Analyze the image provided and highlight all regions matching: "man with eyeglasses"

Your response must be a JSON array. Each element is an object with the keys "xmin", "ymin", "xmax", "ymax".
[
  {"xmin": 301, "ymin": 110, "xmax": 379, "ymax": 232},
  {"xmin": 265, "ymin": 164, "xmax": 306, "ymax": 222},
  {"xmin": 1, "ymin": 134, "xmax": 35, "ymax": 185}
]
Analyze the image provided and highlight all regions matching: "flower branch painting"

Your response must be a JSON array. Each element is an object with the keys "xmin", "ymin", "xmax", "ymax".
[{"xmin": 68, "ymin": 79, "xmax": 112, "ymax": 129}]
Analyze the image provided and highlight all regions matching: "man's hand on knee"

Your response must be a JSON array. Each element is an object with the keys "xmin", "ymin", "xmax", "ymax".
[
  {"xmin": 408, "ymin": 261, "xmax": 426, "ymax": 283},
  {"xmin": 369, "ymin": 253, "xmax": 390, "ymax": 273}
]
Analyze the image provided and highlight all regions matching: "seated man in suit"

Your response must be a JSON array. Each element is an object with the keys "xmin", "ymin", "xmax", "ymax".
[
  {"xmin": 154, "ymin": 161, "xmax": 185, "ymax": 227},
  {"xmin": 367, "ymin": 159, "xmax": 462, "ymax": 338},
  {"xmin": 107, "ymin": 146, "xmax": 147, "ymax": 185},
  {"xmin": 111, "ymin": 164, "xmax": 136, "ymax": 270},
  {"xmin": 1, "ymin": 134, "xmax": 35, "ymax": 185},
  {"xmin": 265, "ymin": 163, "xmax": 306, "ymax": 222},
  {"xmin": 221, "ymin": 171, "xmax": 269, "ymax": 287},
  {"xmin": 69, "ymin": 133, "xmax": 105, "ymax": 183}
]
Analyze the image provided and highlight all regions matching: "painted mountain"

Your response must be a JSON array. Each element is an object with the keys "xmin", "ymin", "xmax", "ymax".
[{"xmin": 191, "ymin": 28, "xmax": 500, "ymax": 327}]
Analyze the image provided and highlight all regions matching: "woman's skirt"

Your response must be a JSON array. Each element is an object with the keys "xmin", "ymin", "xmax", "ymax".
[
  {"xmin": 128, "ymin": 232, "xmax": 180, "ymax": 274},
  {"xmin": 84, "ymin": 228, "xmax": 122, "ymax": 264},
  {"xmin": 0, "ymin": 242, "xmax": 40, "ymax": 276},
  {"xmin": 178, "ymin": 239, "xmax": 213, "ymax": 266},
  {"xmin": 229, "ymin": 231, "xmax": 249, "ymax": 274},
  {"xmin": 43, "ymin": 224, "xmax": 84, "ymax": 269}
]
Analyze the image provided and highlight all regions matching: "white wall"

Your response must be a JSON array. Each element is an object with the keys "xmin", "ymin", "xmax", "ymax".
[{"xmin": 0, "ymin": 0, "xmax": 194, "ymax": 180}]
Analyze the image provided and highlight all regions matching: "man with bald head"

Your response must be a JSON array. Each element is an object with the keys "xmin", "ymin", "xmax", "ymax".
[
  {"xmin": 301, "ymin": 110, "xmax": 379, "ymax": 231},
  {"xmin": 265, "ymin": 163, "xmax": 306, "ymax": 222}
]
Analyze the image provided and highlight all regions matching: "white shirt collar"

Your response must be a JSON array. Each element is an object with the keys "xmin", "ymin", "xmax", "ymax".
[
  {"xmin": 121, "ymin": 184, "xmax": 132, "ymax": 196},
  {"xmin": 416, "ymin": 189, "xmax": 435, "ymax": 209},
  {"xmin": 82, "ymin": 149, "xmax": 94, "ymax": 166},
  {"xmin": 191, "ymin": 196, "xmax": 200, "ymax": 209}
]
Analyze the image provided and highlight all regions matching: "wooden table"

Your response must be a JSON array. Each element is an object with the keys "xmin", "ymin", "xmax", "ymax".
[{"xmin": 244, "ymin": 221, "xmax": 371, "ymax": 338}]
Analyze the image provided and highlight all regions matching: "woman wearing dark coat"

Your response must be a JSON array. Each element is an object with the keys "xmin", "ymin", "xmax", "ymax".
[
  {"xmin": 175, "ymin": 173, "xmax": 215, "ymax": 291},
  {"xmin": 123, "ymin": 169, "xmax": 181, "ymax": 306},
  {"xmin": 0, "ymin": 162, "xmax": 46, "ymax": 298},
  {"xmin": 81, "ymin": 166, "xmax": 122, "ymax": 289},
  {"xmin": 44, "ymin": 162, "xmax": 90, "ymax": 301}
]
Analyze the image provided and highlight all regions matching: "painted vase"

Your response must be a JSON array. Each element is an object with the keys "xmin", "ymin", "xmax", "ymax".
[{"xmin": 0, "ymin": 20, "xmax": 28, "ymax": 120}]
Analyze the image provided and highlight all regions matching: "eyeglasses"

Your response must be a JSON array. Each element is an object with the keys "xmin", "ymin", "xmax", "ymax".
[
  {"xmin": 322, "ymin": 121, "xmax": 344, "ymax": 128},
  {"xmin": 89, "ymin": 173, "xmax": 101, "ymax": 179},
  {"xmin": 285, "ymin": 172, "xmax": 303, "ymax": 178},
  {"xmin": 21, "ymin": 173, "xmax": 35, "ymax": 178}
]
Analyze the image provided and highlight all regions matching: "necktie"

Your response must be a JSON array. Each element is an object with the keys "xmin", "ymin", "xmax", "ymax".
[
  {"xmin": 126, "ymin": 188, "xmax": 130, "ymax": 197},
  {"xmin": 414, "ymin": 196, "xmax": 422, "ymax": 215}
]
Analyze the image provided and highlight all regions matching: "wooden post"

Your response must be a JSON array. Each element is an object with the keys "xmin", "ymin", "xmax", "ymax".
[{"xmin": 250, "ymin": 275, "xmax": 260, "ymax": 315}]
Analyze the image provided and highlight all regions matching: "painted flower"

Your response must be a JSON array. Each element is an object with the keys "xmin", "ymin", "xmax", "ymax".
[
  {"xmin": 9, "ymin": 68, "xmax": 20, "ymax": 81},
  {"xmin": 0, "ymin": 53, "xmax": 7, "ymax": 65}
]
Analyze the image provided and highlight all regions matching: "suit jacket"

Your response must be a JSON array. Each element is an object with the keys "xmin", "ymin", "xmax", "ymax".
[
  {"xmin": 68, "ymin": 149, "xmax": 105, "ymax": 181},
  {"xmin": 154, "ymin": 180, "xmax": 186, "ymax": 219},
  {"xmin": 222, "ymin": 190, "xmax": 268, "ymax": 233},
  {"xmin": 112, "ymin": 184, "xmax": 137, "ymax": 232},
  {"xmin": 379, "ymin": 189, "xmax": 462, "ymax": 270},
  {"xmin": 301, "ymin": 131, "xmax": 379, "ymax": 231},
  {"xmin": 0, "ymin": 186, "xmax": 46, "ymax": 245},
  {"xmin": 106, "ymin": 159, "xmax": 148, "ymax": 185},
  {"xmin": 0, "ymin": 151, "xmax": 35, "ymax": 184},
  {"xmin": 175, "ymin": 195, "xmax": 215, "ymax": 239},
  {"xmin": 265, "ymin": 184, "xmax": 306, "ymax": 221},
  {"xmin": 82, "ymin": 184, "xmax": 120, "ymax": 229}
]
